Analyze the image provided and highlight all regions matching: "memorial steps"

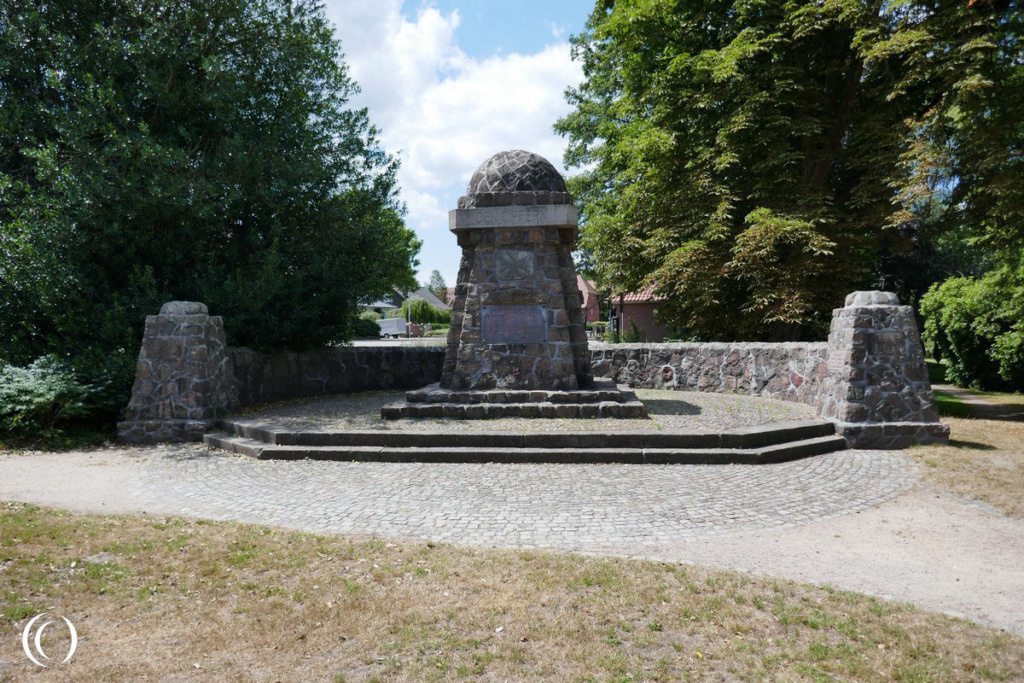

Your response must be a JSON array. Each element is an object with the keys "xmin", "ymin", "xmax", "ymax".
[
  {"xmin": 203, "ymin": 418, "xmax": 847, "ymax": 465},
  {"xmin": 380, "ymin": 377, "xmax": 648, "ymax": 420}
]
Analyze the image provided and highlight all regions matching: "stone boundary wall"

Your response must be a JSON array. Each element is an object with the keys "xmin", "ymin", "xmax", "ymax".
[
  {"xmin": 225, "ymin": 343, "xmax": 829, "ymax": 410},
  {"xmin": 589, "ymin": 343, "xmax": 829, "ymax": 405},
  {"xmin": 229, "ymin": 347, "xmax": 445, "ymax": 407},
  {"xmin": 119, "ymin": 291, "xmax": 949, "ymax": 449}
]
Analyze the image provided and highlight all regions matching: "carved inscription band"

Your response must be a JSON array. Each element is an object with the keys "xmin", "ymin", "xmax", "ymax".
[{"xmin": 449, "ymin": 205, "xmax": 577, "ymax": 230}]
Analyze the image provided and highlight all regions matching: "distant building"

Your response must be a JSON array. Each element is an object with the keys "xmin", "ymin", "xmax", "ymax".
[
  {"xmin": 576, "ymin": 274, "xmax": 600, "ymax": 323},
  {"xmin": 363, "ymin": 286, "xmax": 451, "ymax": 317},
  {"xmin": 398, "ymin": 286, "xmax": 451, "ymax": 311},
  {"xmin": 613, "ymin": 288, "xmax": 669, "ymax": 342}
]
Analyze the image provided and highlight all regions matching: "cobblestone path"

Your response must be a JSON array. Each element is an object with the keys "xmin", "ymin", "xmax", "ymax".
[{"xmin": 134, "ymin": 448, "xmax": 915, "ymax": 552}]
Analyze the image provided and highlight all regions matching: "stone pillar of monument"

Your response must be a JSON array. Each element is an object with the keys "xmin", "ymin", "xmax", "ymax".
[
  {"xmin": 441, "ymin": 149, "xmax": 593, "ymax": 391},
  {"xmin": 382, "ymin": 150, "xmax": 645, "ymax": 419}
]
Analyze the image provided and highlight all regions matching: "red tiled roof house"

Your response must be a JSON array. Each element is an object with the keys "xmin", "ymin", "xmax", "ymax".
[{"xmin": 614, "ymin": 287, "xmax": 670, "ymax": 342}]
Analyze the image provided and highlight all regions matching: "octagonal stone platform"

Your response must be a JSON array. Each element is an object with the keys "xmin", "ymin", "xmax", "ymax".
[{"xmin": 383, "ymin": 378, "xmax": 646, "ymax": 419}]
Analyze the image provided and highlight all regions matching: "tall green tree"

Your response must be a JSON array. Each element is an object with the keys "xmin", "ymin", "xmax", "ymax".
[
  {"xmin": 0, "ymin": 0, "xmax": 420, "ymax": 366},
  {"xmin": 425, "ymin": 269, "xmax": 447, "ymax": 302},
  {"xmin": 557, "ymin": 0, "xmax": 1022, "ymax": 341}
]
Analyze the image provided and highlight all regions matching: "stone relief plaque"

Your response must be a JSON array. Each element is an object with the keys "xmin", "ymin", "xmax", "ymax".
[
  {"xmin": 482, "ymin": 305, "xmax": 547, "ymax": 344},
  {"xmin": 870, "ymin": 331, "xmax": 906, "ymax": 357},
  {"xmin": 495, "ymin": 249, "xmax": 534, "ymax": 280}
]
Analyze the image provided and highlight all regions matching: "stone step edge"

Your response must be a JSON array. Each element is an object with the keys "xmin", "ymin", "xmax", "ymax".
[
  {"xmin": 203, "ymin": 433, "xmax": 846, "ymax": 465},
  {"xmin": 214, "ymin": 418, "xmax": 836, "ymax": 450},
  {"xmin": 381, "ymin": 399, "xmax": 648, "ymax": 420},
  {"xmin": 404, "ymin": 379, "xmax": 632, "ymax": 405}
]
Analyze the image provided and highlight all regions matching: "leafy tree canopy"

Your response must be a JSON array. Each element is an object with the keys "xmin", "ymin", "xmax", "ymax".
[
  {"xmin": 0, "ymin": 0, "xmax": 420, "ymax": 365},
  {"xmin": 557, "ymin": 0, "xmax": 1022, "ymax": 341}
]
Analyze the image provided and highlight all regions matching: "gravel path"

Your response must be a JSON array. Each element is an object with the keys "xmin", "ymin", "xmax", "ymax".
[
  {"xmin": 234, "ymin": 388, "xmax": 818, "ymax": 432},
  {"xmin": 933, "ymin": 384, "xmax": 1024, "ymax": 420},
  {"xmin": 2, "ymin": 443, "xmax": 1023, "ymax": 635}
]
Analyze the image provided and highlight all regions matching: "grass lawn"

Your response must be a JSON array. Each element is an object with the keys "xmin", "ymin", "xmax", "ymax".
[
  {"xmin": 920, "ymin": 371, "xmax": 1024, "ymax": 516},
  {"xmin": 913, "ymin": 415, "xmax": 1024, "ymax": 518},
  {"xmin": 1, "ymin": 503, "xmax": 1022, "ymax": 681},
  {"xmin": 933, "ymin": 391, "xmax": 975, "ymax": 419},
  {"xmin": 915, "ymin": 380, "xmax": 1024, "ymax": 517},
  {"xmin": 927, "ymin": 359, "xmax": 949, "ymax": 385}
]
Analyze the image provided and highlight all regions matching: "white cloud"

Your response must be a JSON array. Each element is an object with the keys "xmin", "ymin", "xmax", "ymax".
[
  {"xmin": 395, "ymin": 44, "xmax": 580, "ymax": 193},
  {"xmin": 400, "ymin": 186, "xmax": 449, "ymax": 232},
  {"xmin": 323, "ymin": 0, "xmax": 583, "ymax": 281}
]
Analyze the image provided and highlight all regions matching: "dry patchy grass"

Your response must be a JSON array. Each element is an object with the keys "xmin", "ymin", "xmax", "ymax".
[
  {"xmin": 913, "ymin": 418, "xmax": 1024, "ymax": 518},
  {"xmin": 1, "ymin": 504, "xmax": 1022, "ymax": 681}
]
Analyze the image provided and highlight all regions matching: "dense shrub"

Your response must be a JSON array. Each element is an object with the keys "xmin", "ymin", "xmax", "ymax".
[
  {"xmin": 920, "ymin": 270, "xmax": 1024, "ymax": 391},
  {"xmin": 0, "ymin": 0, "xmax": 418, "ymax": 362},
  {"xmin": 0, "ymin": 0, "xmax": 420, "ymax": 437},
  {"xmin": 353, "ymin": 314, "xmax": 382, "ymax": 339},
  {"xmin": 603, "ymin": 321, "xmax": 647, "ymax": 344},
  {"xmin": 0, "ymin": 356, "xmax": 103, "ymax": 435}
]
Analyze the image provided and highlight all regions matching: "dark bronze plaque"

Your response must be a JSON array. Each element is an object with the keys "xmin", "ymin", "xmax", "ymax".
[
  {"xmin": 495, "ymin": 249, "xmax": 534, "ymax": 280},
  {"xmin": 482, "ymin": 305, "xmax": 547, "ymax": 344}
]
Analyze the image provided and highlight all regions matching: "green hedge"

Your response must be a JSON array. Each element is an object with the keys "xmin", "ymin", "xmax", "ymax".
[{"xmin": 920, "ymin": 269, "xmax": 1024, "ymax": 391}]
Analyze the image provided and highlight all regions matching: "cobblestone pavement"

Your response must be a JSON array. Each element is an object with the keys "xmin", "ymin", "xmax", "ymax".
[
  {"xmin": 133, "ymin": 447, "xmax": 915, "ymax": 552},
  {"xmin": 233, "ymin": 389, "xmax": 817, "ymax": 432}
]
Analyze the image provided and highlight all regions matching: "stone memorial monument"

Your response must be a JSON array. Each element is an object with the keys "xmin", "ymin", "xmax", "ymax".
[{"xmin": 382, "ymin": 150, "xmax": 645, "ymax": 419}]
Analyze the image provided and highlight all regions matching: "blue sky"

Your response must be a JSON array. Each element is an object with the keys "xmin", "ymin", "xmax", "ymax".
[{"xmin": 322, "ymin": 0, "xmax": 594, "ymax": 289}]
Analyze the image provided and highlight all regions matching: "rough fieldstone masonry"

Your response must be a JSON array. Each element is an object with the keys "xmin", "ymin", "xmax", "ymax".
[
  {"xmin": 442, "ymin": 150, "xmax": 593, "ymax": 391},
  {"xmin": 381, "ymin": 150, "xmax": 646, "ymax": 419},
  {"xmin": 591, "ymin": 342, "xmax": 829, "ymax": 403},
  {"xmin": 118, "ymin": 290, "xmax": 947, "ymax": 447},
  {"xmin": 816, "ymin": 291, "xmax": 949, "ymax": 448},
  {"xmin": 117, "ymin": 301, "xmax": 235, "ymax": 443},
  {"xmin": 589, "ymin": 292, "xmax": 948, "ymax": 448},
  {"xmin": 229, "ymin": 346, "xmax": 444, "ymax": 406}
]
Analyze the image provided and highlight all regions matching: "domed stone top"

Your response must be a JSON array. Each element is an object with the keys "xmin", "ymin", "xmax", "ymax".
[
  {"xmin": 844, "ymin": 291, "xmax": 900, "ymax": 308},
  {"xmin": 160, "ymin": 301, "xmax": 209, "ymax": 316},
  {"xmin": 468, "ymin": 150, "xmax": 567, "ymax": 194},
  {"xmin": 458, "ymin": 150, "xmax": 573, "ymax": 208}
]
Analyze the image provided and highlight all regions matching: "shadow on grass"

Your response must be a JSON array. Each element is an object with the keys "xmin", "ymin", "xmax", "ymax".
[
  {"xmin": 947, "ymin": 439, "xmax": 998, "ymax": 451},
  {"xmin": 926, "ymin": 359, "xmax": 947, "ymax": 385},
  {"xmin": 934, "ymin": 392, "xmax": 973, "ymax": 419}
]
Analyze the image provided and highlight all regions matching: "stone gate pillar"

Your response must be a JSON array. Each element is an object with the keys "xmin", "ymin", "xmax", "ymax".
[
  {"xmin": 817, "ymin": 291, "xmax": 949, "ymax": 448},
  {"xmin": 117, "ymin": 301, "xmax": 235, "ymax": 443}
]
